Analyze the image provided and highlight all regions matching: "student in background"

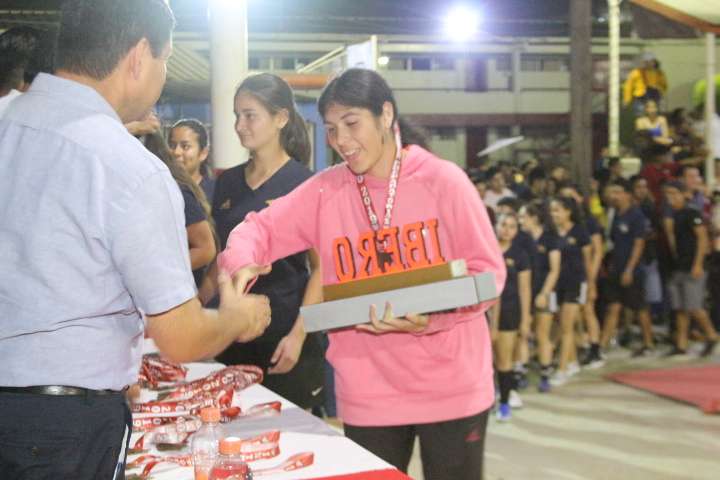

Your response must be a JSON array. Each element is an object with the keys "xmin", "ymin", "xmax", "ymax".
[
  {"xmin": 201, "ymin": 73, "xmax": 325, "ymax": 410},
  {"xmin": 519, "ymin": 202, "xmax": 560, "ymax": 392},
  {"xmin": 664, "ymin": 181, "xmax": 718, "ymax": 357},
  {"xmin": 558, "ymin": 184, "xmax": 603, "ymax": 367},
  {"xmin": 631, "ymin": 175, "xmax": 664, "ymax": 316},
  {"xmin": 144, "ymin": 131, "xmax": 217, "ymax": 287},
  {"xmin": 600, "ymin": 179, "xmax": 655, "ymax": 357},
  {"xmin": 496, "ymin": 196, "xmax": 534, "ymax": 390},
  {"xmin": 0, "ymin": 26, "xmax": 55, "ymax": 114},
  {"xmin": 169, "ymin": 118, "xmax": 216, "ymax": 203},
  {"xmin": 484, "ymin": 166, "xmax": 516, "ymax": 213},
  {"xmin": 550, "ymin": 197, "xmax": 592, "ymax": 386},
  {"xmin": 491, "ymin": 213, "xmax": 531, "ymax": 421}
]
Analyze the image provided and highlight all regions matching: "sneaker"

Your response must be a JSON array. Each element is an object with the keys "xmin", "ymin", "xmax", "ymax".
[
  {"xmin": 585, "ymin": 352, "xmax": 606, "ymax": 369},
  {"xmin": 538, "ymin": 378, "xmax": 551, "ymax": 393},
  {"xmin": 496, "ymin": 403, "xmax": 511, "ymax": 422},
  {"xmin": 579, "ymin": 351, "xmax": 593, "ymax": 366},
  {"xmin": 567, "ymin": 362, "xmax": 581, "ymax": 377},
  {"xmin": 701, "ymin": 340, "xmax": 718, "ymax": 357},
  {"xmin": 509, "ymin": 390, "xmax": 523, "ymax": 409},
  {"xmin": 513, "ymin": 365, "xmax": 529, "ymax": 390},
  {"xmin": 550, "ymin": 371, "xmax": 569, "ymax": 387},
  {"xmin": 664, "ymin": 347, "xmax": 689, "ymax": 359},
  {"xmin": 631, "ymin": 346, "xmax": 655, "ymax": 358}
]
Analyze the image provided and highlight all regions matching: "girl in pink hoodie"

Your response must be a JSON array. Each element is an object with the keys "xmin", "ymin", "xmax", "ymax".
[{"xmin": 219, "ymin": 68, "xmax": 505, "ymax": 479}]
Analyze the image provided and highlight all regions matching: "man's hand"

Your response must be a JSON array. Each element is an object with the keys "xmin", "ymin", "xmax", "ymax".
[
  {"xmin": 125, "ymin": 112, "xmax": 161, "ymax": 136},
  {"xmin": 691, "ymin": 264, "xmax": 704, "ymax": 279},
  {"xmin": 218, "ymin": 265, "xmax": 272, "ymax": 343},
  {"xmin": 356, "ymin": 302, "xmax": 428, "ymax": 334}
]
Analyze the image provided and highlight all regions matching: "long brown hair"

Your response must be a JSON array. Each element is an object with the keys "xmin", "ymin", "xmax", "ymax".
[
  {"xmin": 235, "ymin": 73, "xmax": 311, "ymax": 166},
  {"xmin": 143, "ymin": 131, "xmax": 218, "ymax": 245}
]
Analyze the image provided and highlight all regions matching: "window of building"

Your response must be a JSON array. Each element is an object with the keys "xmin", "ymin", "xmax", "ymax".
[
  {"xmin": 521, "ymin": 54, "xmax": 569, "ymax": 72},
  {"xmin": 296, "ymin": 57, "xmax": 312, "ymax": 69},
  {"xmin": 411, "ymin": 57, "xmax": 432, "ymax": 71},
  {"xmin": 279, "ymin": 57, "xmax": 296, "ymax": 70},
  {"xmin": 248, "ymin": 56, "xmax": 271, "ymax": 70},
  {"xmin": 493, "ymin": 55, "xmax": 512, "ymax": 72},
  {"xmin": 387, "ymin": 57, "xmax": 409, "ymax": 70},
  {"xmin": 432, "ymin": 57, "xmax": 455, "ymax": 70},
  {"xmin": 432, "ymin": 127, "xmax": 457, "ymax": 140}
]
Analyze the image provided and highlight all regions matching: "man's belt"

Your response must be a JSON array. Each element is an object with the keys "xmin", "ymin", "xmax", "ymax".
[{"xmin": 0, "ymin": 385, "xmax": 125, "ymax": 396}]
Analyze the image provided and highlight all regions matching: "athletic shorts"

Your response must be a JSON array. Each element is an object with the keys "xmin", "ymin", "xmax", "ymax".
[
  {"xmin": 499, "ymin": 301, "xmax": 520, "ymax": 331},
  {"xmin": 604, "ymin": 273, "xmax": 647, "ymax": 311},
  {"xmin": 556, "ymin": 282, "xmax": 587, "ymax": 306},
  {"xmin": 640, "ymin": 260, "xmax": 663, "ymax": 304},
  {"xmin": 667, "ymin": 271, "xmax": 707, "ymax": 311}
]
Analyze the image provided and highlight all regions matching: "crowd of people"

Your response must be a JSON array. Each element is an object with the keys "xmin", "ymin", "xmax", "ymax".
[{"xmin": 468, "ymin": 100, "xmax": 720, "ymax": 421}]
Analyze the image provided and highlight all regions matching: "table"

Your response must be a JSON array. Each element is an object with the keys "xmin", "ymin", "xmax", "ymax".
[{"xmin": 126, "ymin": 361, "xmax": 412, "ymax": 480}]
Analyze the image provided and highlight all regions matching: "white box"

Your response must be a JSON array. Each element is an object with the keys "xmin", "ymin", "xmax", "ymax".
[{"xmin": 301, "ymin": 272, "xmax": 497, "ymax": 332}]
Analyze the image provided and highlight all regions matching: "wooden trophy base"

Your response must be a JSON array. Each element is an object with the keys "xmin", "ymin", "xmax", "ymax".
[{"xmin": 301, "ymin": 260, "xmax": 497, "ymax": 332}]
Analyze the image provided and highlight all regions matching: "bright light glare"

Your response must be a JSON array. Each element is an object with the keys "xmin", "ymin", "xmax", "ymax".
[
  {"xmin": 444, "ymin": 6, "xmax": 480, "ymax": 42},
  {"xmin": 377, "ymin": 56, "xmax": 390, "ymax": 66}
]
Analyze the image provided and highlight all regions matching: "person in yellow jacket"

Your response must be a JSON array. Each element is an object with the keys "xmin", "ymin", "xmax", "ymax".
[{"xmin": 623, "ymin": 53, "xmax": 667, "ymax": 115}]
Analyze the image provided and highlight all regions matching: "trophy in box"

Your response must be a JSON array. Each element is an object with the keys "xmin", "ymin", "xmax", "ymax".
[{"xmin": 300, "ymin": 259, "xmax": 498, "ymax": 332}]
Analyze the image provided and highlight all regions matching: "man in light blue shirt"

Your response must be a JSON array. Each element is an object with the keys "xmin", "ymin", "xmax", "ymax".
[{"xmin": 0, "ymin": 1, "xmax": 271, "ymax": 478}]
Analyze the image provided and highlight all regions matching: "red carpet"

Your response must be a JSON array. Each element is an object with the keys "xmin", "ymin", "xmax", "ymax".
[{"xmin": 607, "ymin": 364, "xmax": 720, "ymax": 413}]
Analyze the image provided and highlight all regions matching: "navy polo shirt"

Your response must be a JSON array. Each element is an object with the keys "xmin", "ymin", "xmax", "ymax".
[
  {"xmin": 609, "ymin": 206, "xmax": 649, "ymax": 275},
  {"xmin": 212, "ymin": 159, "xmax": 313, "ymax": 341},
  {"xmin": 181, "ymin": 185, "xmax": 210, "ymax": 287},
  {"xmin": 501, "ymin": 242, "xmax": 531, "ymax": 309},
  {"xmin": 557, "ymin": 223, "xmax": 591, "ymax": 286},
  {"xmin": 529, "ymin": 230, "xmax": 560, "ymax": 294},
  {"xmin": 673, "ymin": 206, "xmax": 704, "ymax": 272}
]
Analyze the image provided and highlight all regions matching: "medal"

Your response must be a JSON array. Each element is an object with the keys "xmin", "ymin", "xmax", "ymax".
[{"xmin": 353, "ymin": 124, "xmax": 403, "ymax": 272}]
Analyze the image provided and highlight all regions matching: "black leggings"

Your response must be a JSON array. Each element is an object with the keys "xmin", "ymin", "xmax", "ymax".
[{"xmin": 344, "ymin": 409, "xmax": 489, "ymax": 480}]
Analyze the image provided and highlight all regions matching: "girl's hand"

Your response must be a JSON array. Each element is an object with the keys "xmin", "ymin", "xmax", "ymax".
[{"xmin": 356, "ymin": 303, "xmax": 429, "ymax": 334}]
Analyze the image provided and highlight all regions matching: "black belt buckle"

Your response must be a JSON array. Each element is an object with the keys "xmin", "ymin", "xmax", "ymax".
[{"xmin": 0, "ymin": 385, "xmax": 122, "ymax": 396}]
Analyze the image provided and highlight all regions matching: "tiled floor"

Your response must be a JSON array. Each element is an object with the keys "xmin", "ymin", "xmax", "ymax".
[{"xmin": 405, "ymin": 351, "xmax": 720, "ymax": 480}]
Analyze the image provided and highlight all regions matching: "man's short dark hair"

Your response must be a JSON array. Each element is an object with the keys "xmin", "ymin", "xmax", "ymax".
[
  {"xmin": 664, "ymin": 179, "xmax": 687, "ymax": 193},
  {"xmin": 56, "ymin": 0, "xmax": 175, "ymax": 80},
  {"xmin": 485, "ymin": 166, "xmax": 501, "ymax": 179},
  {"xmin": 528, "ymin": 166, "xmax": 546, "ymax": 184},
  {"xmin": 677, "ymin": 164, "xmax": 700, "ymax": 178},
  {"xmin": 0, "ymin": 26, "xmax": 55, "ymax": 90},
  {"xmin": 497, "ymin": 197, "xmax": 520, "ymax": 212},
  {"xmin": 610, "ymin": 178, "xmax": 633, "ymax": 193},
  {"xmin": 629, "ymin": 174, "xmax": 644, "ymax": 186}
]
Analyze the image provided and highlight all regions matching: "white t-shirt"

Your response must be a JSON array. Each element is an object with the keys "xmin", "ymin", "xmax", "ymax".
[
  {"xmin": 0, "ymin": 89, "xmax": 22, "ymax": 117},
  {"xmin": 692, "ymin": 113, "xmax": 720, "ymax": 160},
  {"xmin": 484, "ymin": 188, "xmax": 516, "ymax": 212}
]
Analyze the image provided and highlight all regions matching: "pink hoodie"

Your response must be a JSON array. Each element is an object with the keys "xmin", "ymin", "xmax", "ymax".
[{"xmin": 219, "ymin": 145, "xmax": 505, "ymax": 426}]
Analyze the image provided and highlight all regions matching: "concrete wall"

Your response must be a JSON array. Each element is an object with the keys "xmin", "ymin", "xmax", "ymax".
[
  {"xmin": 643, "ymin": 39, "xmax": 720, "ymax": 111},
  {"xmin": 427, "ymin": 128, "xmax": 468, "ymax": 168}
]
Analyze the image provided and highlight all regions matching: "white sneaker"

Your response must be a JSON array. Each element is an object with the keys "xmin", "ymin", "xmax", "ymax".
[
  {"xmin": 567, "ymin": 362, "xmax": 581, "ymax": 377},
  {"xmin": 585, "ymin": 352, "xmax": 606, "ymax": 369},
  {"xmin": 550, "ymin": 371, "xmax": 569, "ymax": 386},
  {"xmin": 509, "ymin": 390, "xmax": 523, "ymax": 409}
]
